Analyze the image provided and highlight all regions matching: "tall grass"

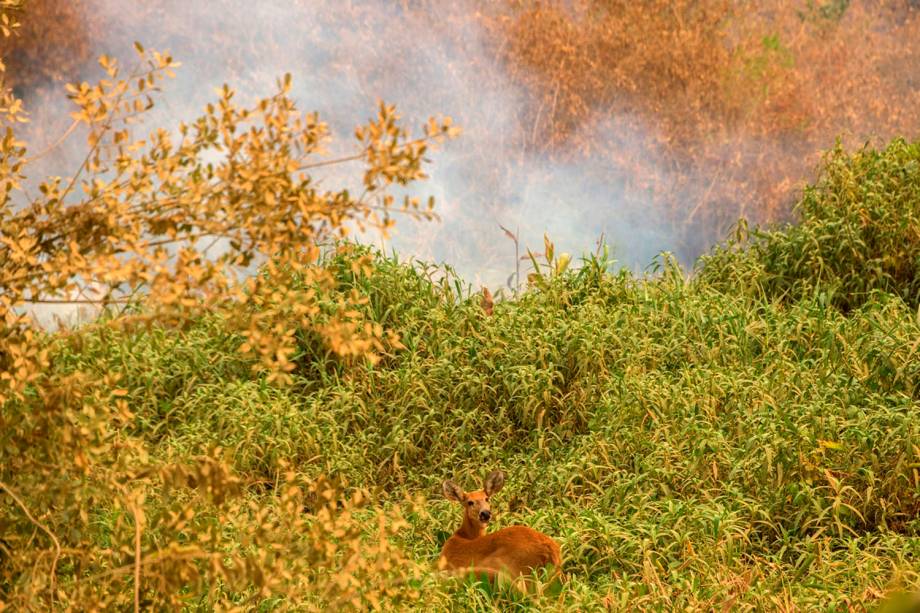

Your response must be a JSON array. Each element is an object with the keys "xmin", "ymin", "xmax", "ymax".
[{"xmin": 5, "ymin": 139, "xmax": 919, "ymax": 609}]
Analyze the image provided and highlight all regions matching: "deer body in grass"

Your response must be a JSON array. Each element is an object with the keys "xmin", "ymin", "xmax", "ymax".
[{"xmin": 438, "ymin": 470, "xmax": 562, "ymax": 582}]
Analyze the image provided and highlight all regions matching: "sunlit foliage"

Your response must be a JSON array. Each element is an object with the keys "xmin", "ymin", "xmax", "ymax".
[
  {"xmin": 0, "ymin": 3, "xmax": 457, "ymax": 605},
  {"xmin": 3, "ymin": 1, "xmax": 920, "ymax": 610},
  {"xmin": 699, "ymin": 138, "xmax": 920, "ymax": 311}
]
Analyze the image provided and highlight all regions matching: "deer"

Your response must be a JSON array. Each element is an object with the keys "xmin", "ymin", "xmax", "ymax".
[{"xmin": 437, "ymin": 470, "xmax": 562, "ymax": 587}]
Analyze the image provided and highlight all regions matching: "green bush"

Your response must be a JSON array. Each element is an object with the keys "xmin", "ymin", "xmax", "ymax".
[
  {"xmin": 6, "ymin": 138, "xmax": 920, "ymax": 608},
  {"xmin": 14, "ymin": 243, "xmax": 917, "ymax": 609},
  {"xmin": 698, "ymin": 138, "xmax": 920, "ymax": 310}
]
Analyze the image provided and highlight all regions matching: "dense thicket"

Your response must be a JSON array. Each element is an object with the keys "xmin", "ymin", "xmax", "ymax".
[
  {"xmin": 699, "ymin": 138, "xmax": 920, "ymax": 311},
  {"xmin": 4, "ymin": 140, "xmax": 920, "ymax": 609}
]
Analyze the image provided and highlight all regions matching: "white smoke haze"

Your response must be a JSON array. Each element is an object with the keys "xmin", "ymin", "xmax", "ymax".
[{"xmin": 18, "ymin": 0, "xmax": 693, "ymax": 326}]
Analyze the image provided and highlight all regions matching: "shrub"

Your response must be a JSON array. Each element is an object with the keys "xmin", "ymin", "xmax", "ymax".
[
  {"xmin": 14, "ymin": 244, "xmax": 920, "ymax": 609},
  {"xmin": 698, "ymin": 138, "xmax": 920, "ymax": 310},
  {"xmin": 0, "ymin": 4, "xmax": 457, "ymax": 605}
]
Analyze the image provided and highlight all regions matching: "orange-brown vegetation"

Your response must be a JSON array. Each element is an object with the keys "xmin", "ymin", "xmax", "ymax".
[
  {"xmin": 475, "ymin": 0, "xmax": 920, "ymax": 250},
  {"xmin": 0, "ymin": 0, "xmax": 92, "ymax": 91}
]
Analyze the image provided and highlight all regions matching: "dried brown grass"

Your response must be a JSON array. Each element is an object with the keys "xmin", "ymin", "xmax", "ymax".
[
  {"xmin": 476, "ymin": 0, "xmax": 920, "ymax": 249},
  {"xmin": 0, "ymin": 0, "xmax": 93, "ymax": 91}
]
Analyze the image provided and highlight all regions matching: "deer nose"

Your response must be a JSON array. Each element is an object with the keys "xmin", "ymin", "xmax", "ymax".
[{"xmin": 479, "ymin": 510, "xmax": 491, "ymax": 522}]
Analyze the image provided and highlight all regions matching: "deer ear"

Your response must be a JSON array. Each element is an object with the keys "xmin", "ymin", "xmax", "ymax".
[
  {"xmin": 483, "ymin": 470, "xmax": 505, "ymax": 496},
  {"xmin": 442, "ymin": 480, "xmax": 464, "ymax": 502}
]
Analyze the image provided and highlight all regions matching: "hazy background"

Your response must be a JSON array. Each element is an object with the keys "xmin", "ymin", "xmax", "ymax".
[{"xmin": 9, "ymin": 0, "xmax": 920, "ymax": 300}]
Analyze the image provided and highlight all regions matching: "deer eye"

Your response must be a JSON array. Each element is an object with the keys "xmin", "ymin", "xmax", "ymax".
[{"xmin": 467, "ymin": 500, "xmax": 474, "ymax": 507}]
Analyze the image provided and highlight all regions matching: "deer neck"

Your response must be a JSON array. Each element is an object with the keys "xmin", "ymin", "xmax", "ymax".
[{"xmin": 455, "ymin": 514, "xmax": 486, "ymax": 540}]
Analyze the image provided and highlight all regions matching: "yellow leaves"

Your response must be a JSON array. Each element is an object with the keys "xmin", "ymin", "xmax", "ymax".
[
  {"xmin": 151, "ymin": 50, "xmax": 180, "ymax": 76},
  {"xmin": 426, "ymin": 115, "xmax": 461, "ymax": 141},
  {"xmin": 279, "ymin": 72, "xmax": 293, "ymax": 95},
  {"xmin": 555, "ymin": 252, "xmax": 572, "ymax": 275},
  {"xmin": 357, "ymin": 103, "xmax": 457, "ymax": 191},
  {"xmin": 2, "ymin": 56, "xmax": 452, "ymax": 606},
  {"xmin": 114, "ymin": 399, "xmax": 133, "ymax": 421},
  {"xmin": 0, "ymin": 4, "xmax": 20, "ymax": 38},
  {"xmin": 524, "ymin": 234, "xmax": 572, "ymax": 287},
  {"xmin": 0, "ymin": 233, "xmax": 37, "ymax": 263},
  {"xmin": 349, "ymin": 255, "xmax": 374, "ymax": 278},
  {"xmin": 0, "ymin": 89, "xmax": 28, "ymax": 125},
  {"xmin": 98, "ymin": 54, "xmax": 118, "ymax": 78}
]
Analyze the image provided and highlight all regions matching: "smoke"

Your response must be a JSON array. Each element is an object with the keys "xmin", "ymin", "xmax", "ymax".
[{"xmin": 17, "ymin": 0, "xmax": 693, "ymax": 314}]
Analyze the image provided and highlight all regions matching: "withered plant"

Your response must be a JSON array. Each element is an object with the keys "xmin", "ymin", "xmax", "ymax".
[{"xmin": 477, "ymin": 0, "xmax": 920, "ymax": 253}]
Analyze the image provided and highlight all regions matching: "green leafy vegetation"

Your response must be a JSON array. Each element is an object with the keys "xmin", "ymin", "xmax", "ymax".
[
  {"xmin": 5, "ymin": 139, "xmax": 920, "ymax": 609},
  {"xmin": 699, "ymin": 138, "xmax": 920, "ymax": 311},
  {"xmin": 3, "ymin": 1, "xmax": 920, "ymax": 604}
]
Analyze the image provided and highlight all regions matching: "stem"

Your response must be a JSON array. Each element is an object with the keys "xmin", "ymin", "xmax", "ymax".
[
  {"xmin": 131, "ymin": 502, "xmax": 143, "ymax": 613},
  {"xmin": 0, "ymin": 480, "xmax": 62, "ymax": 607}
]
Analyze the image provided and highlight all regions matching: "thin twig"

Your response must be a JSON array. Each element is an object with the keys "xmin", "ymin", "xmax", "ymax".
[
  {"xmin": 296, "ymin": 133, "xmax": 441, "ymax": 172},
  {"xmin": 57, "ymin": 64, "xmax": 147, "ymax": 206},
  {"xmin": 0, "ymin": 480, "xmax": 62, "ymax": 606},
  {"xmin": 131, "ymin": 502, "xmax": 143, "ymax": 613},
  {"xmin": 23, "ymin": 119, "xmax": 80, "ymax": 164},
  {"xmin": 82, "ymin": 549, "xmax": 214, "ymax": 584},
  {"xmin": 685, "ymin": 168, "xmax": 723, "ymax": 225},
  {"xmin": 21, "ymin": 298, "xmax": 130, "ymax": 305}
]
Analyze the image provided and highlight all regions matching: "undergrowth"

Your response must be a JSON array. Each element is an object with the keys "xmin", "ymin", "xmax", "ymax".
[{"xmin": 4, "ymin": 138, "xmax": 920, "ymax": 610}]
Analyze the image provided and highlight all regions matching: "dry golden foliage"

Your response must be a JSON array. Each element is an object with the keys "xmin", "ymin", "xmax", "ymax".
[
  {"xmin": 0, "ymin": 1, "xmax": 26, "ymax": 125},
  {"xmin": 0, "ymin": 5, "xmax": 456, "ymax": 603},
  {"xmin": 0, "ymin": 44, "xmax": 457, "ymax": 400},
  {"xmin": 4, "ymin": 1, "xmax": 918, "ymax": 264},
  {"xmin": 0, "ymin": 1, "xmax": 22, "ymax": 37},
  {"xmin": 2, "ymin": 456, "xmax": 425, "ymax": 609}
]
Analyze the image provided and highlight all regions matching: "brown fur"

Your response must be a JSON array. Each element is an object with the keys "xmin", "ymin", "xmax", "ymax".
[{"xmin": 438, "ymin": 471, "xmax": 562, "ymax": 582}]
